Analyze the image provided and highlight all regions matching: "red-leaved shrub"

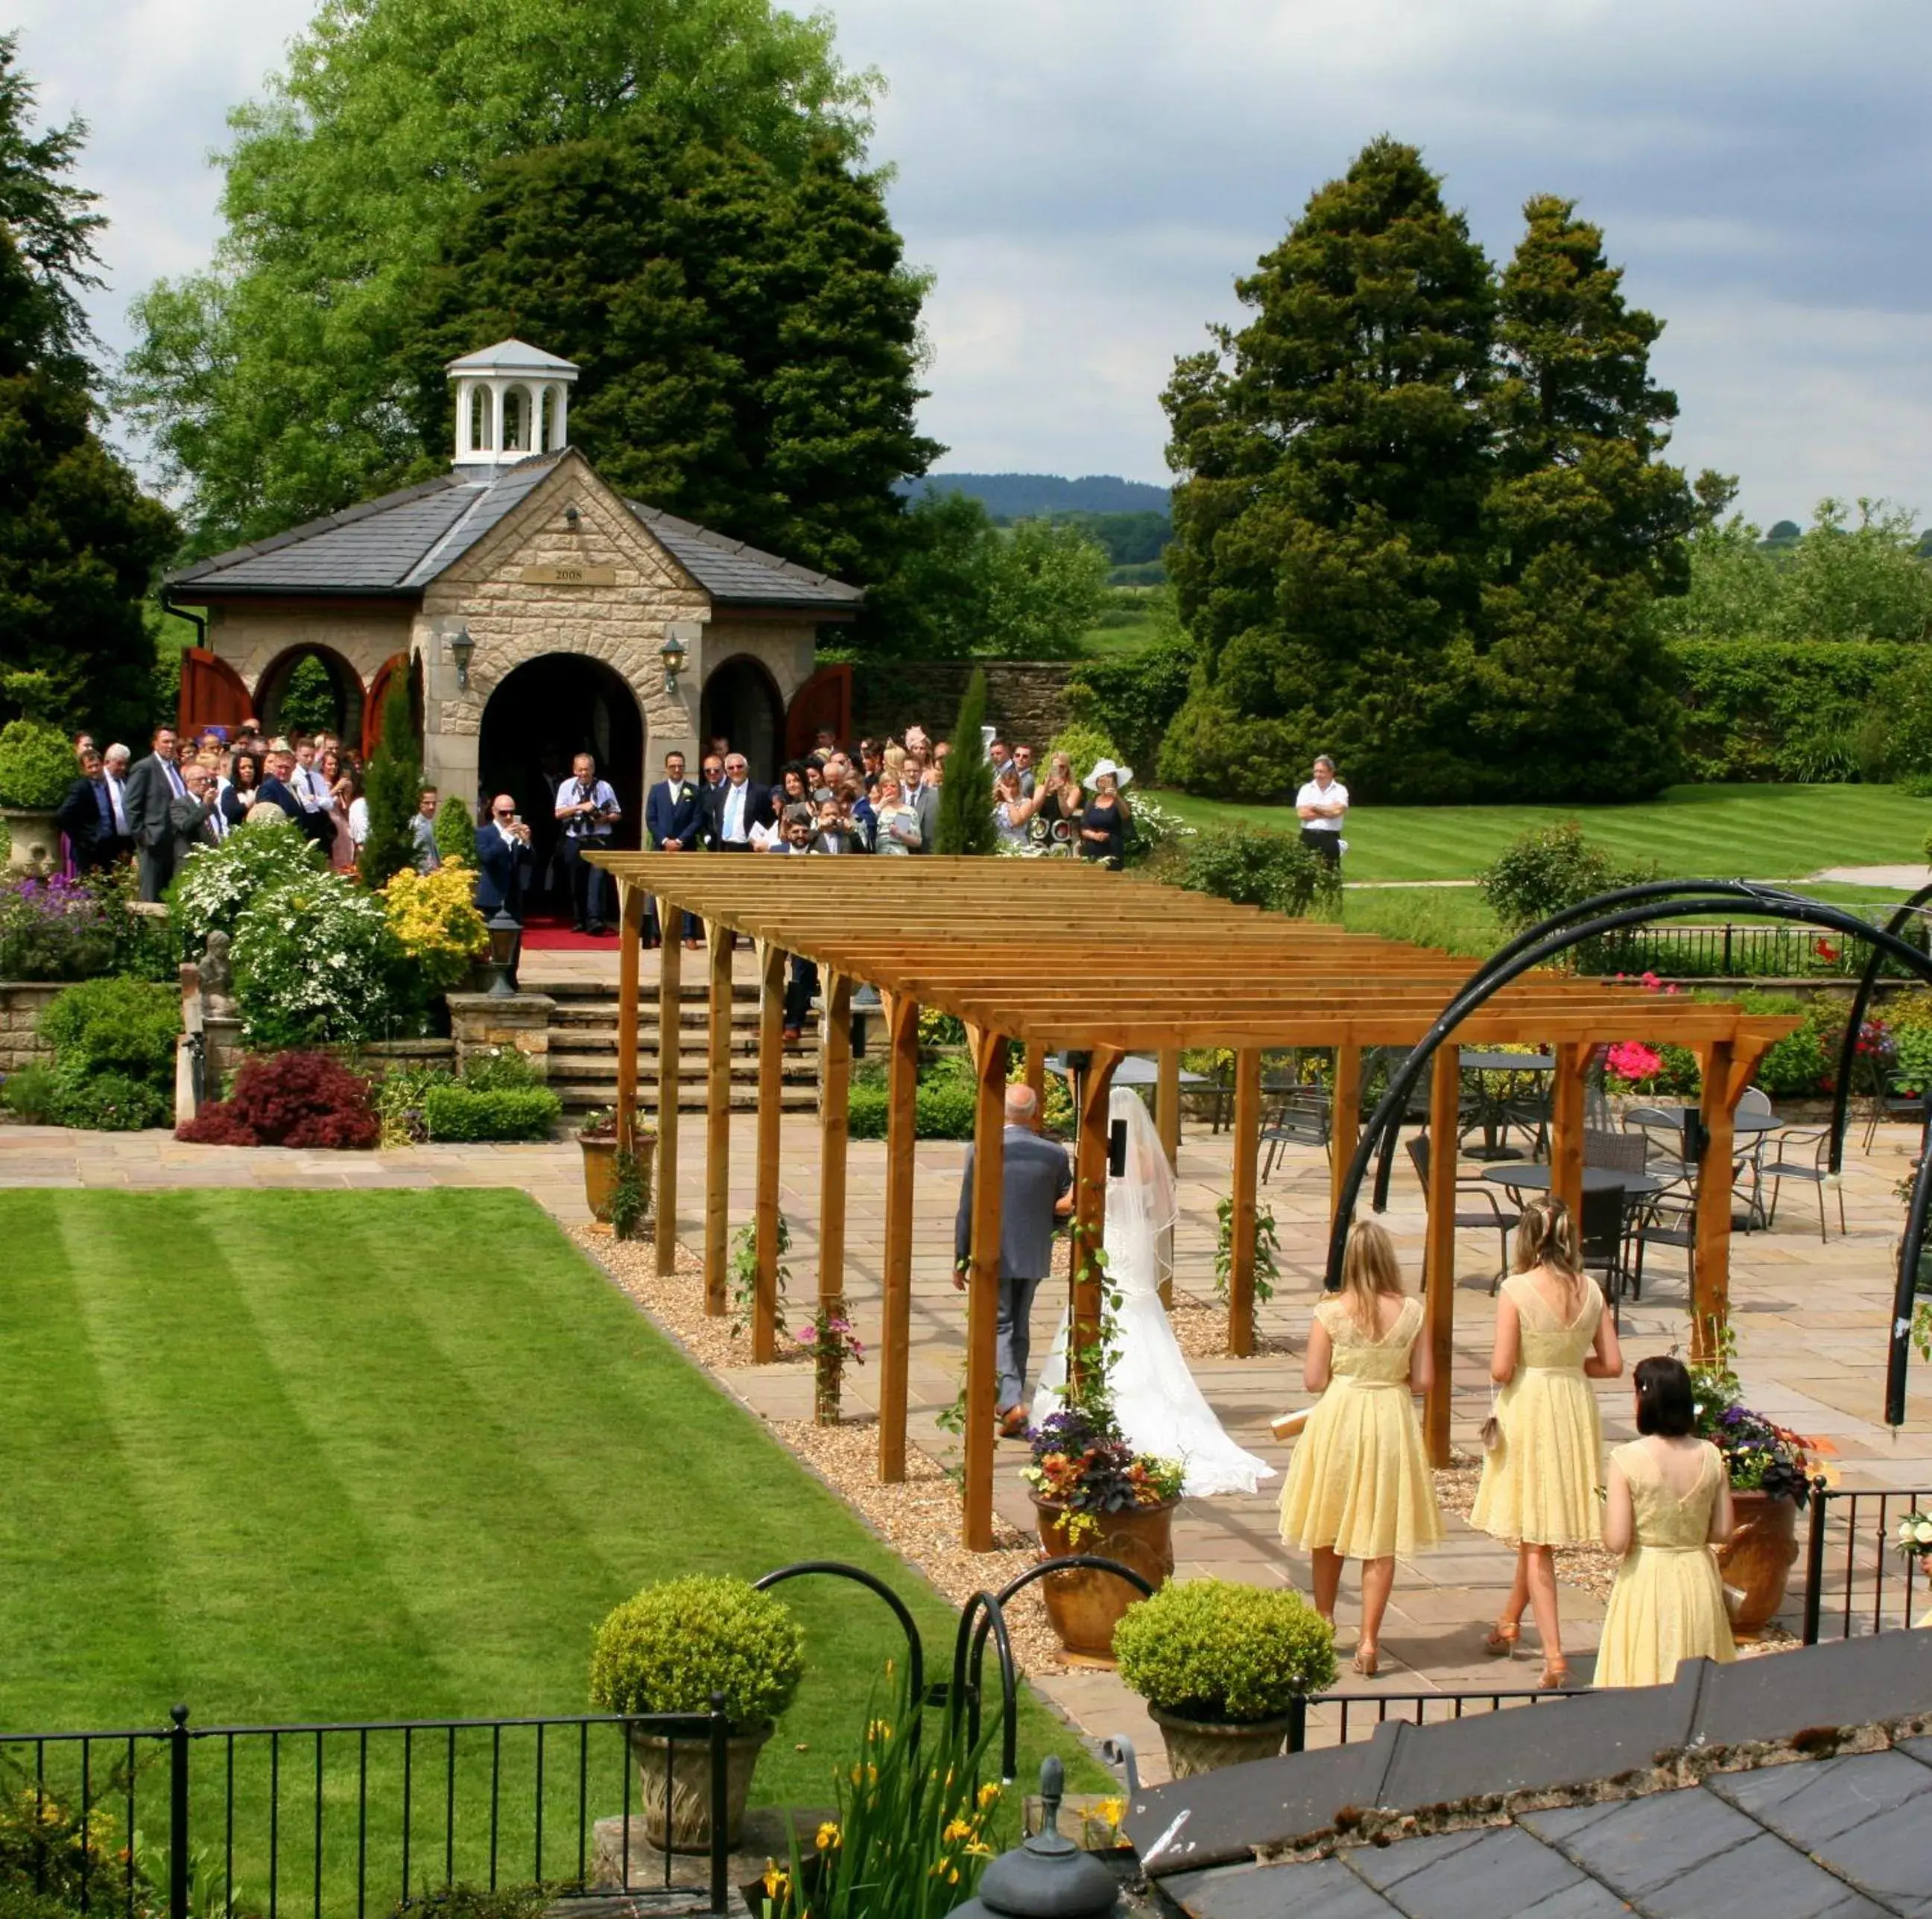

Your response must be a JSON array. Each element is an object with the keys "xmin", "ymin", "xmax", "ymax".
[{"xmin": 177, "ymin": 1050, "xmax": 379, "ymax": 1149}]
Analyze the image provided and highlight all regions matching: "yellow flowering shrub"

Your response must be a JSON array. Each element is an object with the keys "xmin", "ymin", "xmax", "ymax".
[{"xmin": 383, "ymin": 861, "xmax": 488, "ymax": 992}]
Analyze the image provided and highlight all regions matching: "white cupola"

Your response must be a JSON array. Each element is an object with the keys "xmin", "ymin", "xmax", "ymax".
[{"xmin": 446, "ymin": 339, "xmax": 579, "ymax": 472}]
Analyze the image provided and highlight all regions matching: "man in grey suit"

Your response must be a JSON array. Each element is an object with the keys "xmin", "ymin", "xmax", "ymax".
[
  {"xmin": 123, "ymin": 724, "xmax": 187, "ymax": 901},
  {"xmin": 953, "ymin": 1084, "xmax": 1074, "ymax": 1436}
]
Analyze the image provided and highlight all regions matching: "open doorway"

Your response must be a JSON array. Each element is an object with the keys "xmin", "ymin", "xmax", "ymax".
[
  {"xmin": 700, "ymin": 654, "xmax": 785, "ymax": 781},
  {"xmin": 478, "ymin": 653, "xmax": 643, "ymax": 913}
]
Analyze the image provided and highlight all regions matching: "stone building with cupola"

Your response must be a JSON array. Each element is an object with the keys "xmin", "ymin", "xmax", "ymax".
[{"xmin": 164, "ymin": 339, "xmax": 861, "ymax": 846}]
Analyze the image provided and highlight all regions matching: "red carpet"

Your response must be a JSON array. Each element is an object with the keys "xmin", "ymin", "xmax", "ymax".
[{"xmin": 519, "ymin": 913, "xmax": 624, "ymax": 953}]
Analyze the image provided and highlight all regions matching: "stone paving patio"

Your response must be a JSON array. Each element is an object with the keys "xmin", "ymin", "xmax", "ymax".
[{"xmin": 7, "ymin": 1072, "xmax": 1929, "ymax": 1783}]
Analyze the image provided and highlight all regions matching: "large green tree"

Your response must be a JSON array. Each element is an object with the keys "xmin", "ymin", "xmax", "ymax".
[
  {"xmin": 0, "ymin": 39, "xmax": 177, "ymax": 740},
  {"xmin": 1158, "ymin": 138, "xmax": 1498, "ymax": 801},
  {"xmin": 405, "ymin": 119, "xmax": 937, "ymax": 585},
  {"xmin": 1467, "ymin": 194, "xmax": 1702, "ymax": 798},
  {"xmin": 118, "ymin": 0, "xmax": 872, "ymax": 552}
]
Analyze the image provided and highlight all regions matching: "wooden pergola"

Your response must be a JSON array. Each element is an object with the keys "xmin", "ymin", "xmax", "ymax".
[{"xmin": 587, "ymin": 854, "xmax": 1798, "ymax": 1550}]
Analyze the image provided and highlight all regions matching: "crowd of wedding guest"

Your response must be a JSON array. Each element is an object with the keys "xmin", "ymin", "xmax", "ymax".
[{"xmin": 54, "ymin": 720, "xmax": 381, "ymax": 901}]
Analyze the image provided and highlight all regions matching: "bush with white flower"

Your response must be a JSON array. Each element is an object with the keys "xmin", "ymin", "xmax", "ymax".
[
  {"xmin": 1894, "ymin": 1509, "xmax": 1932, "ymax": 1562},
  {"xmin": 171, "ymin": 816, "xmax": 326, "ymax": 951},
  {"xmin": 232, "ymin": 869, "xmax": 400, "ymax": 1049}
]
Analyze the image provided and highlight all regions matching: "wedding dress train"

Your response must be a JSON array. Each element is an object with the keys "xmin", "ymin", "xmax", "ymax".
[{"xmin": 1030, "ymin": 1091, "xmax": 1273, "ymax": 1497}]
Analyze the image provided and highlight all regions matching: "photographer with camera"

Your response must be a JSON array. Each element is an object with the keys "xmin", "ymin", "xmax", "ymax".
[{"xmin": 554, "ymin": 752, "xmax": 621, "ymax": 935}]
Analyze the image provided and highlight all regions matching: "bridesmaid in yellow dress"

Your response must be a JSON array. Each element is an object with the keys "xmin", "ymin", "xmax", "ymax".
[
  {"xmin": 1279, "ymin": 1219, "xmax": 1442, "ymax": 1677},
  {"xmin": 1596, "ymin": 1357, "xmax": 1736, "ymax": 1687},
  {"xmin": 1471, "ymin": 1196, "xmax": 1622, "ymax": 1688}
]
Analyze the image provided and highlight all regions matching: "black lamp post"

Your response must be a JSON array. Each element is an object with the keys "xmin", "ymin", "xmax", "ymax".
[
  {"xmin": 950, "ymin": 1757, "xmax": 1121, "ymax": 1919},
  {"xmin": 484, "ymin": 907, "xmax": 521, "ymax": 997}
]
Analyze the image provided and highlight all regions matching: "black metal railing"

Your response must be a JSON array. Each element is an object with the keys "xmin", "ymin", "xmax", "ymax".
[
  {"xmin": 1586, "ymin": 916, "xmax": 1923, "ymax": 981},
  {"xmin": 1801, "ymin": 1479, "xmax": 1932, "ymax": 1644},
  {"xmin": 1286, "ymin": 1682, "xmax": 1586, "ymax": 1753},
  {"xmin": 0, "ymin": 1704, "xmax": 729, "ymax": 1919}
]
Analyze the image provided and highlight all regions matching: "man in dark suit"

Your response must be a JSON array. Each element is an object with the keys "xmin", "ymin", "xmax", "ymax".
[
  {"xmin": 56, "ymin": 748, "xmax": 116, "ymax": 872},
  {"xmin": 474, "ymin": 793, "xmax": 534, "ymax": 984},
  {"xmin": 168, "ymin": 763, "xmax": 224, "ymax": 868},
  {"xmin": 700, "ymin": 752, "xmax": 770, "ymax": 852},
  {"xmin": 123, "ymin": 725, "xmax": 186, "ymax": 900},
  {"xmin": 256, "ymin": 742, "xmax": 308, "ymax": 825},
  {"xmin": 644, "ymin": 749, "xmax": 704, "ymax": 948},
  {"xmin": 953, "ymin": 1084, "xmax": 1074, "ymax": 1436}
]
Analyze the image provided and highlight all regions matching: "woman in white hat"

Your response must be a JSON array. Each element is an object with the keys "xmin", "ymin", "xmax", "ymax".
[{"xmin": 1079, "ymin": 760, "xmax": 1132, "ymax": 868}]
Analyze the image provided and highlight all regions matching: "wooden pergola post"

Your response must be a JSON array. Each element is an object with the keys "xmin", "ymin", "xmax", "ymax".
[
  {"xmin": 1693, "ymin": 1038, "xmax": 1739, "ymax": 1361},
  {"xmin": 703, "ymin": 922, "xmax": 732, "ymax": 1316},
  {"xmin": 1069, "ymin": 1047, "xmax": 1122, "ymax": 1397},
  {"xmin": 1329, "ymin": 1041, "xmax": 1361, "ymax": 1228},
  {"xmin": 877, "ymin": 992, "xmax": 919, "ymax": 1483},
  {"xmin": 1226, "ymin": 1047, "xmax": 1261, "ymax": 1358},
  {"xmin": 1023, "ymin": 1042, "xmax": 1047, "ymax": 1130},
  {"xmin": 963, "ymin": 1023, "xmax": 1009, "ymax": 1552},
  {"xmin": 615, "ymin": 885, "xmax": 642, "ymax": 1155},
  {"xmin": 1551, "ymin": 1041, "xmax": 1588, "ymax": 1227},
  {"xmin": 753, "ymin": 941, "xmax": 785, "ymax": 1363},
  {"xmin": 817, "ymin": 973, "xmax": 853, "ymax": 1321},
  {"xmin": 1422, "ymin": 1046, "xmax": 1460, "ymax": 1466},
  {"xmin": 655, "ymin": 902, "xmax": 682, "ymax": 1273}
]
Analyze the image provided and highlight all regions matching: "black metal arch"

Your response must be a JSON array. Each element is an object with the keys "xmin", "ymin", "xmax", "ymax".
[
  {"xmin": 753, "ymin": 1561, "xmax": 926, "ymax": 1721},
  {"xmin": 1323, "ymin": 881, "xmax": 1932, "ymax": 1427},
  {"xmin": 1828, "ymin": 881, "xmax": 1932, "ymax": 1174}
]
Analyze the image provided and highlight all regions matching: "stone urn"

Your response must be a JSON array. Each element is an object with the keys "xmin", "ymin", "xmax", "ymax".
[
  {"xmin": 1031, "ymin": 1496, "xmax": 1174, "ymax": 1666},
  {"xmin": 625, "ymin": 1719, "xmax": 770, "ymax": 1853},
  {"xmin": 1, "ymin": 808, "xmax": 59, "ymax": 874},
  {"xmin": 580, "ymin": 1127, "xmax": 655, "ymax": 1224},
  {"xmin": 1147, "ymin": 1705, "xmax": 1296, "ymax": 1779},
  {"xmin": 1717, "ymin": 1488, "xmax": 1801, "ymax": 1637}
]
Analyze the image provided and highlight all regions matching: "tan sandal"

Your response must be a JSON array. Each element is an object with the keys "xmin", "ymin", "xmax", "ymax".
[
  {"xmin": 1482, "ymin": 1622, "xmax": 1520, "ymax": 1659},
  {"xmin": 1538, "ymin": 1660, "xmax": 1570, "ymax": 1690},
  {"xmin": 1352, "ymin": 1643, "xmax": 1381, "ymax": 1679}
]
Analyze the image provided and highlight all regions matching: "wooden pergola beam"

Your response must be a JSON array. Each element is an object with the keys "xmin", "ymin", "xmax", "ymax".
[
  {"xmin": 877, "ymin": 991, "xmax": 919, "ymax": 1484},
  {"xmin": 655, "ymin": 903, "xmax": 682, "ymax": 1275},
  {"xmin": 963, "ymin": 1024, "xmax": 1009, "ymax": 1552}
]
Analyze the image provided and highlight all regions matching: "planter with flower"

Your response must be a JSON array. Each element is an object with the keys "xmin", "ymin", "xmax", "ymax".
[
  {"xmin": 576, "ymin": 1106, "xmax": 654, "ymax": 1225},
  {"xmin": 1690, "ymin": 1325, "xmax": 1828, "ymax": 1635},
  {"xmin": 796, "ymin": 1307, "xmax": 864, "ymax": 1424},
  {"xmin": 1893, "ymin": 1510, "xmax": 1932, "ymax": 1615},
  {"xmin": 1022, "ymin": 1404, "xmax": 1184, "ymax": 1664},
  {"xmin": 1112, "ymin": 1578, "xmax": 1336, "ymax": 1777},
  {"xmin": 588, "ymin": 1574, "xmax": 803, "ymax": 1852}
]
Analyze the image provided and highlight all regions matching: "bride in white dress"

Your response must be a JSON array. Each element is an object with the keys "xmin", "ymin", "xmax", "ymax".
[{"xmin": 1031, "ymin": 1088, "xmax": 1274, "ymax": 1497}]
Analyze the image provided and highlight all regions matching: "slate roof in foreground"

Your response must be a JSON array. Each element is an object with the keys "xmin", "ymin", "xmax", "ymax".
[
  {"xmin": 1128, "ymin": 1633, "xmax": 1932, "ymax": 1919},
  {"xmin": 168, "ymin": 456, "xmax": 864, "ymax": 612}
]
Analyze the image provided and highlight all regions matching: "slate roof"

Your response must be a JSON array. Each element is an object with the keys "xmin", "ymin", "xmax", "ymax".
[
  {"xmin": 446, "ymin": 338, "xmax": 578, "ymax": 375},
  {"xmin": 168, "ymin": 455, "xmax": 864, "ymax": 613},
  {"xmin": 1126, "ymin": 1633, "xmax": 1932, "ymax": 1919}
]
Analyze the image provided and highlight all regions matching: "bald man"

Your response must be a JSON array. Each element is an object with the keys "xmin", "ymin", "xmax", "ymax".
[{"xmin": 473, "ymin": 793, "xmax": 533, "ymax": 984}]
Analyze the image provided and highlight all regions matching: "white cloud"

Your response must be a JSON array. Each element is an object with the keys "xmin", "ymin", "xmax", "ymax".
[{"xmin": 8, "ymin": 0, "xmax": 1930, "ymax": 521}]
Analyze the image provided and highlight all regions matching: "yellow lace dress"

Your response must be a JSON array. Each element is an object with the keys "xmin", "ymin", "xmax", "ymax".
[
  {"xmin": 1279, "ymin": 1296, "xmax": 1443, "ymax": 1561},
  {"xmin": 1470, "ymin": 1272, "xmax": 1604, "ymax": 1548},
  {"xmin": 1594, "ymin": 1440, "xmax": 1736, "ymax": 1688}
]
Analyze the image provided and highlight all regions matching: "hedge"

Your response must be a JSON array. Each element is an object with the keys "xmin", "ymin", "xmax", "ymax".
[
  {"xmin": 847, "ymin": 1076, "xmax": 979, "ymax": 1141},
  {"xmin": 421, "ymin": 1084, "xmax": 563, "ymax": 1141},
  {"xmin": 1671, "ymin": 638, "xmax": 1910, "ymax": 782}
]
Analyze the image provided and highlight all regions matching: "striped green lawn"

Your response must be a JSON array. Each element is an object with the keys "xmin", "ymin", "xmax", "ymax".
[
  {"xmin": 0, "ymin": 1190, "xmax": 1095, "ymax": 1817},
  {"xmin": 1150, "ymin": 783, "xmax": 1932, "ymax": 882}
]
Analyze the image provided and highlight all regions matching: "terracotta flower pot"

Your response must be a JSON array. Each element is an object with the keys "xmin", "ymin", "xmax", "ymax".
[
  {"xmin": 1147, "ymin": 1705, "xmax": 1294, "ymax": 1779},
  {"xmin": 1032, "ymin": 1495, "xmax": 1175, "ymax": 1666},
  {"xmin": 580, "ymin": 1132, "xmax": 655, "ymax": 1224},
  {"xmin": 1717, "ymin": 1487, "xmax": 1801, "ymax": 1637},
  {"xmin": 625, "ymin": 1719, "xmax": 770, "ymax": 1853}
]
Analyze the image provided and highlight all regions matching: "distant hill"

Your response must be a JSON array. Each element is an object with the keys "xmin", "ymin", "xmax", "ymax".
[{"xmin": 901, "ymin": 472, "xmax": 1171, "ymax": 517}]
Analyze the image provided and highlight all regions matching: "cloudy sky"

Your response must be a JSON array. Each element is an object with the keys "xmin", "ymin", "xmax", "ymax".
[{"xmin": 10, "ymin": 0, "xmax": 1928, "ymax": 524}]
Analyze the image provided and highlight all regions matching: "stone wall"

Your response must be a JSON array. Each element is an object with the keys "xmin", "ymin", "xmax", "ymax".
[
  {"xmin": 207, "ymin": 603, "xmax": 415, "ymax": 708},
  {"xmin": 0, "ymin": 981, "xmax": 62, "ymax": 1072},
  {"xmin": 850, "ymin": 660, "xmax": 1079, "ymax": 749},
  {"xmin": 446, "ymin": 994, "xmax": 554, "ymax": 1078}
]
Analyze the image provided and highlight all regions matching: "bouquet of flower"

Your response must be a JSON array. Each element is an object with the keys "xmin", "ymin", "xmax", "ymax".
[
  {"xmin": 1893, "ymin": 1509, "xmax": 1932, "ymax": 1563},
  {"xmin": 1022, "ymin": 1403, "xmax": 1184, "ymax": 1544}
]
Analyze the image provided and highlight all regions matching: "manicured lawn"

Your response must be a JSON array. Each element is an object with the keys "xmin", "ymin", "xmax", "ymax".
[
  {"xmin": 1151, "ymin": 783, "xmax": 1932, "ymax": 882},
  {"xmin": 0, "ymin": 1190, "xmax": 1094, "ymax": 1814}
]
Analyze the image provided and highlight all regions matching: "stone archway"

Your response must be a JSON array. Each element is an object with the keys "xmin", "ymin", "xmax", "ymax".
[
  {"xmin": 700, "ymin": 654, "xmax": 785, "ymax": 781},
  {"xmin": 478, "ymin": 653, "xmax": 644, "ymax": 913},
  {"xmin": 255, "ymin": 644, "xmax": 367, "ymax": 744}
]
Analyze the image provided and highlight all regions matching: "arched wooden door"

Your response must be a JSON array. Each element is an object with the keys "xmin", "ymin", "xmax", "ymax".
[
  {"xmin": 784, "ymin": 662, "xmax": 853, "ymax": 758},
  {"xmin": 177, "ymin": 648, "xmax": 251, "ymax": 738},
  {"xmin": 361, "ymin": 652, "xmax": 422, "ymax": 761}
]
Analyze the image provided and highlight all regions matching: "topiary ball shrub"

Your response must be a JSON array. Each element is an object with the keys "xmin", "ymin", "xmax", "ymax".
[
  {"xmin": 177, "ymin": 1050, "xmax": 379, "ymax": 1149},
  {"xmin": 589, "ymin": 1576, "xmax": 805, "ymax": 1734},
  {"xmin": 0, "ymin": 720, "xmax": 77, "ymax": 810},
  {"xmin": 1112, "ymin": 1578, "xmax": 1336, "ymax": 1725}
]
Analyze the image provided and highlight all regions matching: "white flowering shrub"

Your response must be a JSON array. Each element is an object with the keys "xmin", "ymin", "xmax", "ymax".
[
  {"xmin": 171, "ymin": 817, "xmax": 326, "ymax": 951},
  {"xmin": 231, "ymin": 869, "xmax": 399, "ymax": 1048}
]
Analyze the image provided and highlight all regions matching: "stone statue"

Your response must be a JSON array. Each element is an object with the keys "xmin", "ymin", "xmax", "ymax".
[{"xmin": 199, "ymin": 929, "xmax": 238, "ymax": 1018}]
